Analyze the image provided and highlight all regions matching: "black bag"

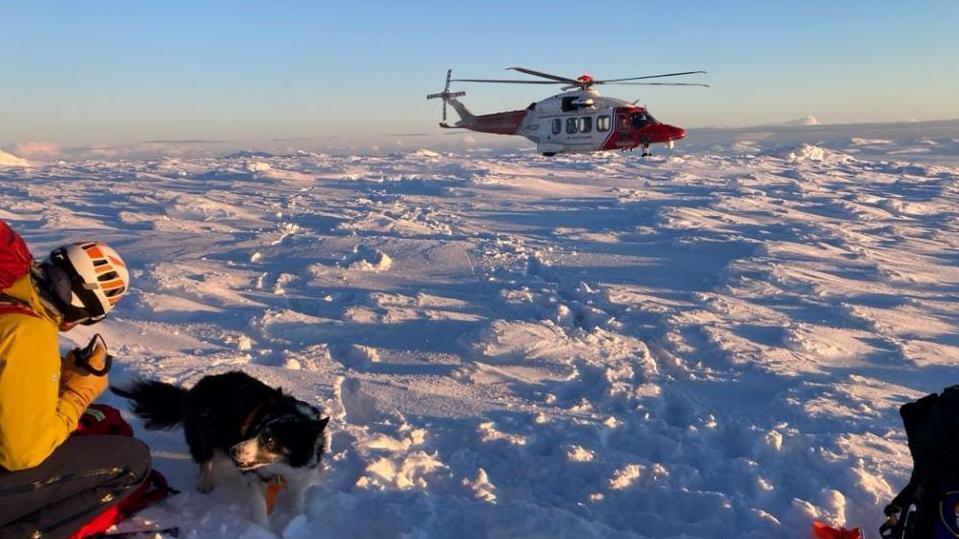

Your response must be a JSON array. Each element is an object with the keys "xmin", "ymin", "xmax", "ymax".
[{"xmin": 881, "ymin": 385, "xmax": 959, "ymax": 538}]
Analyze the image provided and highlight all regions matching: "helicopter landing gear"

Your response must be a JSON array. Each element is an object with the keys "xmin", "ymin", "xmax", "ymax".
[{"xmin": 641, "ymin": 143, "xmax": 651, "ymax": 157}]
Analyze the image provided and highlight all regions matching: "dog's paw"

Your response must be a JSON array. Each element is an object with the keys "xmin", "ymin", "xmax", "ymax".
[{"xmin": 197, "ymin": 477, "xmax": 215, "ymax": 494}]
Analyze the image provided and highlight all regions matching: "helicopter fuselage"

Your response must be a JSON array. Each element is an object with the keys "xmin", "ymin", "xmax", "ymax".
[{"xmin": 446, "ymin": 89, "xmax": 686, "ymax": 156}]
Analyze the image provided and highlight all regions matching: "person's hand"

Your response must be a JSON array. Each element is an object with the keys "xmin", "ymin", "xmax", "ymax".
[{"xmin": 61, "ymin": 341, "xmax": 109, "ymax": 410}]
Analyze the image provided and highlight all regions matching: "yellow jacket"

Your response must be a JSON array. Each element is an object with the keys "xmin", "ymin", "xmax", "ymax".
[{"xmin": 0, "ymin": 274, "xmax": 87, "ymax": 471}]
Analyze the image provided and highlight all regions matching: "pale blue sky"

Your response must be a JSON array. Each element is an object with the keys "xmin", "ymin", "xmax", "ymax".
[{"xmin": 1, "ymin": 1, "xmax": 957, "ymax": 152}]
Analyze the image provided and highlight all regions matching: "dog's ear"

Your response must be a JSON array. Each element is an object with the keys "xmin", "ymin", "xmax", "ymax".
[
  {"xmin": 275, "ymin": 386, "xmax": 283, "ymax": 396},
  {"xmin": 317, "ymin": 416, "xmax": 330, "ymax": 430}
]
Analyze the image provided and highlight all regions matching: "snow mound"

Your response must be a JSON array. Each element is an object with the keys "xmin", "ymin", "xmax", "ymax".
[
  {"xmin": 779, "ymin": 144, "xmax": 855, "ymax": 164},
  {"xmin": 0, "ymin": 149, "xmax": 31, "ymax": 167},
  {"xmin": 244, "ymin": 160, "xmax": 272, "ymax": 173},
  {"xmin": 344, "ymin": 245, "xmax": 392, "ymax": 272},
  {"xmin": 408, "ymin": 148, "xmax": 440, "ymax": 158}
]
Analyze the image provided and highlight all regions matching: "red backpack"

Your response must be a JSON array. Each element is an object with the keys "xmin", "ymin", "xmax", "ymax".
[
  {"xmin": 812, "ymin": 521, "xmax": 863, "ymax": 539},
  {"xmin": 69, "ymin": 405, "xmax": 178, "ymax": 539},
  {"xmin": 0, "ymin": 219, "xmax": 32, "ymax": 289},
  {"xmin": 0, "ymin": 219, "xmax": 39, "ymax": 318}
]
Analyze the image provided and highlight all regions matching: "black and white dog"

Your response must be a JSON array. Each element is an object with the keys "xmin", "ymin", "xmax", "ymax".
[{"xmin": 112, "ymin": 371, "xmax": 330, "ymax": 494}]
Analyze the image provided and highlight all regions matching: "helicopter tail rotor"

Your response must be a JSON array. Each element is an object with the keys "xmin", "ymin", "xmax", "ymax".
[{"xmin": 427, "ymin": 69, "xmax": 467, "ymax": 126}]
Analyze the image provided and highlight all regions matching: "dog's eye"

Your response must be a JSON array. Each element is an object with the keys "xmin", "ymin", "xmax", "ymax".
[{"xmin": 263, "ymin": 434, "xmax": 274, "ymax": 445}]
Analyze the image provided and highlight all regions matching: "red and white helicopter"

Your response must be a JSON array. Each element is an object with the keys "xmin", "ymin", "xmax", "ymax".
[{"xmin": 428, "ymin": 67, "xmax": 708, "ymax": 157}]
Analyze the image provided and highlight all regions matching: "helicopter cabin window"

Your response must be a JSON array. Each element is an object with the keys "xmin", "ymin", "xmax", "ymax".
[
  {"xmin": 566, "ymin": 117, "xmax": 578, "ymax": 134},
  {"xmin": 578, "ymin": 116, "xmax": 592, "ymax": 133},
  {"xmin": 617, "ymin": 111, "xmax": 631, "ymax": 132},
  {"xmin": 551, "ymin": 119, "xmax": 562, "ymax": 135},
  {"xmin": 597, "ymin": 115, "xmax": 610, "ymax": 132}
]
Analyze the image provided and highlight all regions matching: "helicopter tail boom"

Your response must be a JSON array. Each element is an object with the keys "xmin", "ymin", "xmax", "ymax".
[{"xmin": 443, "ymin": 97, "xmax": 474, "ymax": 127}]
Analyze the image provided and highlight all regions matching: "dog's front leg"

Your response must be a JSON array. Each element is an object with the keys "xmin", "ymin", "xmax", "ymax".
[
  {"xmin": 248, "ymin": 475, "xmax": 269, "ymax": 526},
  {"xmin": 198, "ymin": 459, "xmax": 215, "ymax": 493}
]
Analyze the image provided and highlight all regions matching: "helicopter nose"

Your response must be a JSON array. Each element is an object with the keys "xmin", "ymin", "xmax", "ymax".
[{"xmin": 665, "ymin": 125, "xmax": 686, "ymax": 140}]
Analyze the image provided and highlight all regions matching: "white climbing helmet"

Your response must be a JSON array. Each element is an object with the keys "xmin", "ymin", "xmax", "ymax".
[{"xmin": 48, "ymin": 241, "xmax": 130, "ymax": 324}]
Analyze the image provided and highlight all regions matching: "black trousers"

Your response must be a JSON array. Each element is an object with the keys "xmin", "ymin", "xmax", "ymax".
[{"xmin": 0, "ymin": 436, "xmax": 151, "ymax": 539}]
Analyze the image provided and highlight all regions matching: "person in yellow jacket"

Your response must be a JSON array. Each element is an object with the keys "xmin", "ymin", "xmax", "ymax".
[{"xmin": 0, "ymin": 238, "xmax": 150, "ymax": 538}]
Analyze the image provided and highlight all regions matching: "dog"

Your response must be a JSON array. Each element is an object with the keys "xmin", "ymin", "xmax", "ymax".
[{"xmin": 112, "ymin": 370, "xmax": 330, "ymax": 494}]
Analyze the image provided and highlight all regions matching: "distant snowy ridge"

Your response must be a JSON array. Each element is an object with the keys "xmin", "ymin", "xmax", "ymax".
[
  {"xmin": 783, "ymin": 115, "xmax": 821, "ymax": 126},
  {"xmin": 224, "ymin": 150, "xmax": 275, "ymax": 159}
]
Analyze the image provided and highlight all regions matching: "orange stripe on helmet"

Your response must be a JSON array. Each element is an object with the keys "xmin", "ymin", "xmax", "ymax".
[
  {"xmin": 84, "ymin": 245, "xmax": 105, "ymax": 259},
  {"xmin": 107, "ymin": 255, "xmax": 126, "ymax": 268},
  {"xmin": 99, "ymin": 279, "xmax": 126, "ymax": 290}
]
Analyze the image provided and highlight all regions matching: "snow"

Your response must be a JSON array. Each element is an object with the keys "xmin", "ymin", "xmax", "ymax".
[
  {"xmin": 1, "ymin": 121, "xmax": 958, "ymax": 538},
  {"xmin": 783, "ymin": 115, "xmax": 821, "ymax": 127},
  {"xmin": 0, "ymin": 149, "xmax": 31, "ymax": 167}
]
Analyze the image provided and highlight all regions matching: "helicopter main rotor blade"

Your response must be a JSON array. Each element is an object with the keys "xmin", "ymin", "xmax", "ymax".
[
  {"xmin": 452, "ymin": 78, "xmax": 563, "ymax": 84},
  {"xmin": 507, "ymin": 67, "xmax": 581, "ymax": 85},
  {"xmin": 612, "ymin": 82, "xmax": 711, "ymax": 87},
  {"xmin": 596, "ymin": 71, "xmax": 707, "ymax": 83}
]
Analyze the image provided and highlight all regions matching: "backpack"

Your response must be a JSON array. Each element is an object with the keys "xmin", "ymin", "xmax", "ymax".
[
  {"xmin": 812, "ymin": 521, "xmax": 863, "ymax": 539},
  {"xmin": 68, "ymin": 405, "xmax": 178, "ymax": 539},
  {"xmin": 880, "ymin": 385, "xmax": 959, "ymax": 538},
  {"xmin": 0, "ymin": 219, "xmax": 39, "ymax": 318},
  {"xmin": 0, "ymin": 219, "xmax": 33, "ymax": 290}
]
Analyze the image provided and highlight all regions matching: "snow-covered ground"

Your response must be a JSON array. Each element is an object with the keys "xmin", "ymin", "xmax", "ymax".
[{"xmin": 2, "ymin": 123, "xmax": 958, "ymax": 538}]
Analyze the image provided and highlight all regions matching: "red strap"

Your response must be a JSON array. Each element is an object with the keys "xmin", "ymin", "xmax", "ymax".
[
  {"xmin": 0, "ymin": 302, "xmax": 38, "ymax": 318},
  {"xmin": 119, "ymin": 470, "xmax": 176, "ymax": 516},
  {"xmin": 67, "ymin": 470, "xmax": 178, "ymax": 539}
]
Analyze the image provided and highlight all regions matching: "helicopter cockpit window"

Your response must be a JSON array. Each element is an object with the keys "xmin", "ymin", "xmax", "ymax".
[
  {"xmin": 578, "ymin": 116, "xmax": 592, "ymax": 133},
  {"xmin": 566, "ymin": 117, "xmax": 578, "ymax": 134},
  {"xmin": 632, "ymin": 112, "xmax": 656, "ymax": 128},
  {"xmin": 597, "ymin": 115, "xmax": 610, "ymax": 132},
  {"xmin": 552, "ymin": 118, "xmax": 562, "ymax": 135}
]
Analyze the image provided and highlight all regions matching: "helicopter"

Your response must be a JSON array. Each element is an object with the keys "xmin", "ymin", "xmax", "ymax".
[{"xmin": 427, "ymin": 67, "xmax": 708, "ymax": 157}]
